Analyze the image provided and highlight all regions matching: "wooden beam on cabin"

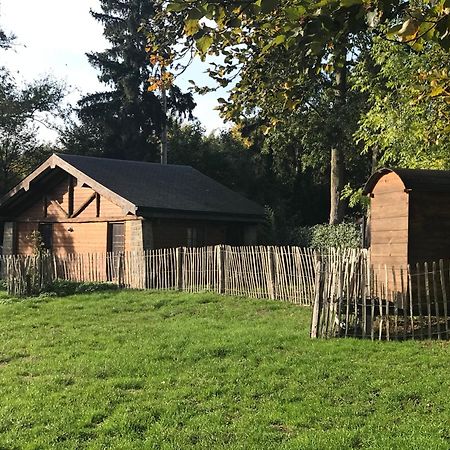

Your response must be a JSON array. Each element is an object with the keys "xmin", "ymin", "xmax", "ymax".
[
  {"xmin": 96, "ymin": 193, "xmax": 100, "ymax": 217},
  {"xmin": 0, "ymin": 154, "xmax": 58, "ymax": 205},
  {"xmin": 71, "ymin": 192, "xmax": 97, "ymax": 218},
  {"xmin": 43, "ymin": 196, "xmax": 48, "ymax": 218},
  {"xmin": 0, "ymin": 154, "xmax": 137, "ymax": 217},
  {"xmin": 50, "ymin": 200, "xmax": 69, "ymax": 218},
  {"xmin": 53, "ymin": 155, "xmax": 137, "ymax": 215},
  {"xmin": 1, "ymin": 170, "xmax": 68, "ymax": 218},
  {"xmin": 12, "ymin": 215, "xmax": 141, "ymax": 224},
  {"xmin": 68, "ymin": 175, "xmax": 74, "ymax": 217}
]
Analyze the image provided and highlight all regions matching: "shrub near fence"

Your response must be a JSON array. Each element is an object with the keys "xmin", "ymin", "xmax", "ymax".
[
  {"xmin": 2, "ymin": 253, "xmax": 54, "ymax": 297},
  {"xmin": 1, "ymin": 245, "xmax": 319, "ymax": 304}
]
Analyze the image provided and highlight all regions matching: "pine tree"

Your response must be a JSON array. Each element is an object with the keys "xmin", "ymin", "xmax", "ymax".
[{"xmin": 62, "ymin": 0, "xmax": 194, "ymax": 161}]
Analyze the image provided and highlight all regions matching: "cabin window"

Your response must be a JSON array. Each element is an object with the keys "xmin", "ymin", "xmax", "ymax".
[
  {"xmin": 108, "ymin": 222, "xmax": 125, "ymax": 253},
  {"xmin": 187, "ymin": 226, "xmax": 205, "ymax": 248},
  {"xmin": 38, "ymin": 223, "xmax": 53, "ymax": 251}
]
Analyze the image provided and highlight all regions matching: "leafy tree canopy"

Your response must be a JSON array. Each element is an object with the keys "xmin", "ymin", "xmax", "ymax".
[
  {"xmin": 354, "ymin": 37, "xmax": 450, "ymax": 169},
  {"xmin": 160, "ymin": 0, "xmax": 384, "ymax": 223},
  {"xmin": 0, "ymin": 69, "xmax": 65, "ymax": 192},
  {"xmin": 156, "ymin": 0, "xmax": 450, "ymax": 222}
]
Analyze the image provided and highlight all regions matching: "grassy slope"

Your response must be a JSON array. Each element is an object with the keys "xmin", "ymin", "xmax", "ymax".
[{"xmin": 0, "ymin": 291, "xmax": 449, "ymax": 449}]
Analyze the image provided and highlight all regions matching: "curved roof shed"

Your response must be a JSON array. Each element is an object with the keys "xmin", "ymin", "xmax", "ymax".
[
  {"xmin": 364, "ymin": 168, "xmax": 450, "ymax": 195},
  {"xmin": 365, "ymin": 168, "xmax": 450, "ymax": 270}
]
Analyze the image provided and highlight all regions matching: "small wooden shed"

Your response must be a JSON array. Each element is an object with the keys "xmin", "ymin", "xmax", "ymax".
[{"xmin": 364, "ymin": 167, "xmax": 450, "ymax": 269}]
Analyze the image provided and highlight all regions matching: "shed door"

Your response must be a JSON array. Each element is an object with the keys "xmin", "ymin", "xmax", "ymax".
[{"xmin": 108, "ymin": 222, "xmax": 125, "ymax": 253}]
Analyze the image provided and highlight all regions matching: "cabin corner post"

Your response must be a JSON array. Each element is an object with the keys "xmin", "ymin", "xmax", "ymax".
[
  {"xmin": 126, "ymin": 220, "xmax": 144, "ymax": 253},
  {"xmin": 2, "ymin": 222, "xmax": 16, "ymax": 256}
]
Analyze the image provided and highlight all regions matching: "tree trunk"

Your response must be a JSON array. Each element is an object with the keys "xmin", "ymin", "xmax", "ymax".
[
  {"xmin": 371, "ymin": 143, "xmax": 379, "ymax": 173},
  {"xmin": 329, "ymin": 44, "xmax": 348, "ymax": 225},
  {"xmin": 160, "ymin": 83, "xmax": 168, "ymax": 165},
  {"xmin": 329, "ymin": 146, "xmax": 345, "ymax": 225}
]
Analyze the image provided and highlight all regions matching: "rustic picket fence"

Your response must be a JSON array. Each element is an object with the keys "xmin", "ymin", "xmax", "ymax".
[
  {"xmin": 1, "ymin": 245, "xmax": 318, "ymax": 304},
  {"xmin": 5, "ymin": 245, "xmax": 449, "ymax": 341},
  {"xmin": 311, "ymin": 254, "xmax": 450, "ymax": 341}
]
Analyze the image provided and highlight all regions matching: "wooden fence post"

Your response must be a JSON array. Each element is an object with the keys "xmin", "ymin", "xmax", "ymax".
[
  {"xmin": 218, "ymin": 245, "xmax": 225, "ymax": 294},
  {"xmin": 176, "ymin": 247, "xmax": 184, "ymax": 291},
  {"xmin": 118, "ymin": 253, "xmax": 124, "ymax": 288},
  {"xmin": 268, "ymin": 247, "xmax": 277, "ymax": 300},
  {"xmin": 310, "ymin": 256, "xmax": 323, "ymax": 339}
]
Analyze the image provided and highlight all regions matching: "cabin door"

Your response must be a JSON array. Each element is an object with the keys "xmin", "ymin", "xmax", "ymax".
[
  {"xmin": 108, "ymin": 222, "xmax": 125, "ymax": 253},
  {"xmin": 107, "ymin": 222, "xmax": 125, "ymax": 283}
]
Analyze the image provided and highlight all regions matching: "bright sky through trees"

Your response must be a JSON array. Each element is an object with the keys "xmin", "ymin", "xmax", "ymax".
[{"xmin": 0, "ymin": 0, "xmax": 226, "ymax": 141}]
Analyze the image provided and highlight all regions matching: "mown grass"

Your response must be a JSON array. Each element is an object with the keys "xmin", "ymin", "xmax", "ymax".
[{"xmin": 0, "ymin": 290, "xmax": 449, "ymax": 449}]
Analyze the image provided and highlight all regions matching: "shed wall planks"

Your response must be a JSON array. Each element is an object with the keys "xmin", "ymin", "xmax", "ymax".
[
  {"xmin": 370, "ymin": 172, "xmax": 409, "ymax": 270},
  {"xmin": 52, "ymin": 222, "xmax": 108, "ymax": 255},
  {"xmin": 369, "ymin": 172, "xmax": 409, "ymax": 293},
  {"xmin": 17, "ymin": 176, "xmax": 126, "ymax": 221}
]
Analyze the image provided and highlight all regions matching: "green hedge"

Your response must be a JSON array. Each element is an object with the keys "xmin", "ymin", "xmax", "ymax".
[{"xmin": 291, "ymin": 223, "xmax": 362, "ymax": 249}]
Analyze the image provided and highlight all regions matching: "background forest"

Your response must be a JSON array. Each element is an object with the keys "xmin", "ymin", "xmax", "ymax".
[{"xmin": 1, "ymin": 0, "xmax": 450, "ymax": 245}]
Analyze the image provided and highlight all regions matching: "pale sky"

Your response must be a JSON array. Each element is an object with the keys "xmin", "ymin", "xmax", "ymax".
[{"xmin": 0, "ymin": 0, "xmax": 227, "ymax": 142}]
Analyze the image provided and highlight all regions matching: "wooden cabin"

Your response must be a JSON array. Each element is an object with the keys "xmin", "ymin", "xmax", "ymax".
[{"xmin": 0, "ymin": 154, "xmax": 264, "ymax": 256}]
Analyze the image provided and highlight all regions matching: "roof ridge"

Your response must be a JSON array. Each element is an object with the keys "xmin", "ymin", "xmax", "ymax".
[{"xmin": 55, "ymin": 152, "xmax": 194, "ymax": 170}]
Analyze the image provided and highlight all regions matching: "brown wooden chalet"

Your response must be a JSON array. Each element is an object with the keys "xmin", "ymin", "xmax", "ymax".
[{"xmin": 0, "ymin": 154, "xmax": 265, "ymax": 255}]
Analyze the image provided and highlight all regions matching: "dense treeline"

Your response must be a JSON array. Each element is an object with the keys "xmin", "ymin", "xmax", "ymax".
[{"xmin": 1, "ymin": 0, "xmax": 450, "ymax": 243}]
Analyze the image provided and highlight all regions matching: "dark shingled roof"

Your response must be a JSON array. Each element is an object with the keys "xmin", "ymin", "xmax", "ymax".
[
  {"xmin": 364, "ymin": 168, "xmax": 450, "ymax": 195},
  {"xmin": 57, "ymin": 154, "xmax": 264, "ymax": 219}
]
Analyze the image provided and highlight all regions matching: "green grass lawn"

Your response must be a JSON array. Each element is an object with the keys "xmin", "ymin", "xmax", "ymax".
[{"xmin": 0, "ymin": 290, "xmax": 449, "ymax": 449}]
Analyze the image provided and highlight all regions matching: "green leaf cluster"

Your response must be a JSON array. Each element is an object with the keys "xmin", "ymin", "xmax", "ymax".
[
  {"xmin": 0, "ymin": 69, "xmax": 65, "ymax": 194},
  {"xmin": 354, "ymin": 37, "xmax": 450, "ymax": 169}
]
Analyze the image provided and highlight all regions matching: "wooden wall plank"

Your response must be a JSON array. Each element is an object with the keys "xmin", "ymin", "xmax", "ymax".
[{"xmin": 370, "ymin": 172, "xmax": 409, "ymax": 282}]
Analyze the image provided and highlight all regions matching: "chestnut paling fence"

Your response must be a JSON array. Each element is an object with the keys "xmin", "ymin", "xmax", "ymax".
[
  {"xmin": 311, "ymin": 253, "xmax": 450, "ymax": 340},
  {"xmin": 0, "ymin": 245, "xmax": 319, "ymax": 304},
  {"xmin": 4, "ymin": 245, "xmax": 450, "ymax": 341}
]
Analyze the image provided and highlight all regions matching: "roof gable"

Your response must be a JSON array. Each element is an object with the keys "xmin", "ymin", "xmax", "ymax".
[
  {"xmin": 0, "ymin": 154, "xmax": 136, "ymax": 215},
  {"xmin": 0, "ymin": 154, "xmax": 265, "ymax": 221}
]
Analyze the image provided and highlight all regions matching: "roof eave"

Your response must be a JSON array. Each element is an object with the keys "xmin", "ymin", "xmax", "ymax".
[{"xmin": 137, "ymin": 206, "xmax": 265, "ymax": 223}]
